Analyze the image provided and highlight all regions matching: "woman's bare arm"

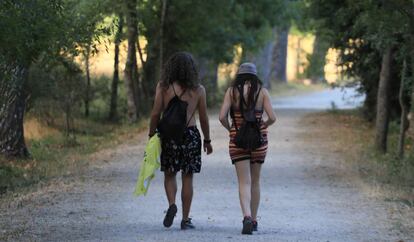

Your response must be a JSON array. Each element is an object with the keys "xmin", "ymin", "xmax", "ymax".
[
  {"xmin": 262, "ymin": 88, "xmax": 276, "ymax": 127},
  {"xmin": 148, "ymin": 82, "xmax": 164, "ymax": 137},
  {"xmin": 219, "ymin": 88, "xmax": 232, "ymax": 131},
  {"xmin": 198, "ymin": 86, "xmax": 212, "ymax": 154},
  {"xmin": 198, "ymin": 86, "xmax": 210, "ymax": 140}
]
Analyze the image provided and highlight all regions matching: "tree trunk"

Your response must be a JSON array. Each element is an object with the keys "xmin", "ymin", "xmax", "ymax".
[
  {"xmin": 246, "ymin": 28, "xmax": 276, "ymax": 89},
  {"xmin": 143, "ymin": 49, "xmax": 158, "ymax": 95},
  {"xmin": 136, "ymin": 32, "xmax": 145, "ymax": 68},
  {"xmin": 108, "ymin": 14, "xmax": 124, "ymax": 121},
  {"xmin": 306, "ymin": 33, "xmax": 329, "ymax": 83},
  {"xmin": 397, "ymin": 58, "xmax": 411, "ymax": 158},
  {"xmin": 159, "ymin": 0, "xmax": 168, "ymax": 75},
  {"xmin": 271, "ymin": 26, "xmax": 289, "ymax": 83},
  {"xmin": 142, "ymin": 30, "xmax": 160, "ymax": 99},
  {"xmin": 410, "ymin": 6, "xmax": 414, "ymax": 155},
  {"xmin": 295, "ymin": 37, "xmax": 302, "ymax": 79},
  {"xmin": 124, "ymin": 0, "xmax": 139, "ymax": 122},
  {"xmin": 375, "ymin": 47, "xmax": 393, "ymax": 153},
  {"xmin": 362, "ymin": 79, "xmax": 379, "ymax": 122},
  {"xmin": 136, "ymin": 36, "xmax": 149, "ymax": 102},
  {"xmin": 0, "ymin": 65, "xmax": 30, "ymax": 158},
  {"xmin": 84, "ymin": 45, "xmax": 91, "ymax": 117},
  {"xmin": 198, "ymin": 58, "xmax": 218, "ymax": 105}
]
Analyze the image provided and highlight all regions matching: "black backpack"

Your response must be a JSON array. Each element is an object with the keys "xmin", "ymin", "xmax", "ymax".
[
  {"xmin": 157, "ymin": 86, "xmax": 194, "ymax": 144},
  {"xmin": 231, "ymin": 86, "xmax": 264, "ymax": 150}
]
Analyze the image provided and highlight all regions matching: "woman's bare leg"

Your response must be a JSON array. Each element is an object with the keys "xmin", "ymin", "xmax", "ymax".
[
  {"xmin": 181, "ymin": 172, "xmax": 193, "ymax": 220},
  {"xmin": 235, "ymin": 160, "xmax": 252, "ymax": 217},
  {"xmin": 164, "ymin": 171, "xmax": 177, "ymax": 206},
  {"xmin": 250, "ymin": 163, "xmax": 262, "ymax": 221}
]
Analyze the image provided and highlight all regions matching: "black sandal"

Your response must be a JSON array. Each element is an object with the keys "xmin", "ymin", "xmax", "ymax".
[
  {"xmin": 163, "ymin": 204, "xmax": 177, "ymax": 227},
  {"xmin": 252, "ymin": 220, "xmax": 258, "ymax": 232},
  {"xmin": 241, "ymin": 216, "xmax": 253, "ymax": 235},
  {"xmin": 181, "ymin": 218, "xmax": 195, "ymax": 230}
]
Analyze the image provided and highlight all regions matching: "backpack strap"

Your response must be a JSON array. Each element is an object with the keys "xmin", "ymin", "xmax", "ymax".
[
  {"xmin": 179, "ymin": 89, "xmax": 187, "ymax": 98},
  {"xmin": 237, "ymin": 84, "xmax": 245, "ymax": 117},
  {"xmin": 230, "ymin": 106, "xmax": 238, "ymax": 131},
  {"xmin": 171, "ymin": 84, "xmax": 178, "ymax": 96},
  {"xmin": 254, "ymin": 87, "xmax": 262, "ymax": 122},
  {"xmin": 172, "ymin": 84, "xmax": 186, "ymax": 99},
  {"xmin": 186, "ymin": 107, "xmax": 197, "ymax": 127}
]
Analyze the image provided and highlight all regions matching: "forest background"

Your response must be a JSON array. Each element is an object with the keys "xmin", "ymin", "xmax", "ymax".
[{"xmin": 0, "ymin": 0, "xmax": 413, "ymax": 197}]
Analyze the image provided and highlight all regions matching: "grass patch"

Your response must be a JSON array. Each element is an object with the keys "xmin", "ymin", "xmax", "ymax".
[
  {"xmin": 305, "ymin": 110, "xmax": 414, "ymax": 187},
  {"xmin": 0, "ymin": 117, "xmax": 147, "ymax": 195},
  {"xmin": 303, "ymin": 110, "xmax": 414, "ymax": 194}
]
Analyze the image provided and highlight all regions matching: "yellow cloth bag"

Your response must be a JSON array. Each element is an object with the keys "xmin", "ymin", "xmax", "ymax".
[{"xmin": 134, "ymin": 134, "xmax": 161, "ymax": 196}]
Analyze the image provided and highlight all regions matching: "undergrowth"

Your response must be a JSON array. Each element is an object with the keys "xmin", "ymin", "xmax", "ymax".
[
  {"xmin": 305, "ymin": 110, "xmax": 414, "ymax": 193},
  {"xmin": 0, "ymin": 117, "xmax": 147, "ymax": 195}
]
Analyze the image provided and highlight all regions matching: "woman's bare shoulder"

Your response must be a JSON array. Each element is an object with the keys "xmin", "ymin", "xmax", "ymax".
[
  {"xmin": 194, "ymin": 84, "xmax": 206, "ymax": 95},
  {"xmin": 226, "ymin": 86, "xmax": 235, "ymax": 94},
  {"xmin": 157, "ymin": 81, "xmax": 169, "ymax": 91},
  {"xmin": 260, "ymin": 87, "xmax": 270, "ymax": 96}
]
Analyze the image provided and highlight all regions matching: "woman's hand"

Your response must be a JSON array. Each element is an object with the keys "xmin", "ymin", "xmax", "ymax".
[
  {"xmin": 262, "ymin": 88, "xmax": 276, "ymax": 127},
  {"xmin": 203, "ymin": 142, "xmax": 213, "ymax": 155},
  {"xmin": 219, "ymin": 88, "xmax": 232, "ymax": 131},
  {"xmin": 148, "ymin": 82, "xmax": 164, "ymax": 137}
]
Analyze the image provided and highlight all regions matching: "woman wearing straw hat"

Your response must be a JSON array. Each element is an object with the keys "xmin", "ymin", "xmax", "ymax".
[{"xmin": 219, "ymin": 62, "xmax": 276, "ymax": 234}]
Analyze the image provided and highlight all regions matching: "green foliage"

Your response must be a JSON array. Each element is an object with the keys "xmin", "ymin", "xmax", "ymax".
[
  {"xmin": 25, "ymin": 57, "xmax": 85, "ymax": 141},
  {"xmin": 0, "ymin": 165, "xmax": 26, "ymax": 194},
  {"xmin": 306, "ymin": 0, "xmax": 414, "ymax": 120},
  {"xmin": 140, "ymin": 0, "xmax": 285, "ymax": 66},
  {"xmin": 138, "ymin": 0, "xmax": 288, "ymax": 106},
  {"xmin": 370, "ymin": 121, "xmax": 414, "ymax": 185},
  {"xmin": 86, "ymin": 75, "xmax": 128, "ymax": 121},
  {"xmin": 320, "ymin": 111, "xmax": 414, "ymax": 191},
  {"xmin": 0, "ymin": 0, "xmax": 65, "ymax": 66}
]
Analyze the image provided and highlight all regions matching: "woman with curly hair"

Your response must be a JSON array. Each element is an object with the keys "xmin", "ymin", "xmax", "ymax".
[
  {"xmin": 219, "ymin": 63, "xmax": 276, "ymax": 234},
  {"xmin": 148, "ymin": 52, "xmax": 213, "ymax": 230}
]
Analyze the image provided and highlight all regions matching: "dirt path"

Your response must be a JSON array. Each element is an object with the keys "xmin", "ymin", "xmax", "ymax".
[{"xmin": 0, "ymin": 92, "xmax": 408, "ymax": 241}]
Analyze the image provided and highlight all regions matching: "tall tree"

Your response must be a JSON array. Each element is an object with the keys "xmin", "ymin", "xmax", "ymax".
[
  {"xmin": 0, "ymin": 1, "xmax": 65, "ymax": 158},
  {"xmin": 305, "ymin": 32, "xmax": 329, "ymax": 83},
  {"xmin": 159, "ymin": 0, "xmax": 168, "ymax": 75},
  {"xmin": 400, "ymin": 5, "xmax": 414, "ymax": 157},
  {"xmin": 140, "ymin": 0, "xmax": 285, "ymax": 101},
  {"xmin": 0, "ymin": 65, "xmax": 30, "ymax": 157},
  {"xmin": 124, "ymin": 0, "xmax": 140, "ymax": 122},
  {"xmin": 271, "ymin": 26, "xmax": 289, "ymax": 83},
  {"xmin": 397, "ymin": 57, "xmax": 412, "ymax": 158},
  {"xmin": 83, "ymin": 45, "xmax": 91, "ymax": 117},
  {"xmin": 247, "ymin": 29, "xmax": 277, "ymax": 89},
  {"xmin": 108, "ymin": 13, "xmax": 124, "ymax": 121},
  {"xmin": 375, "ymin": 47, "xmax": 393, "ymax": 153},
  {"xmin": 307, "ymin": 0, "xmax": 411, "ymax": 123},
  {"xmin": 72, "ymin": 0, "xmax": 109, "ymax": 118}
]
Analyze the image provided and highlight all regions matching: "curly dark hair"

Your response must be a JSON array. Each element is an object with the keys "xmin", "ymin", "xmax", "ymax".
[
  {"xmin": 231, "ymin": 73, "xmax": 262, "ymax": 108},
  {"xmin": 160, "ymin": 52, "xmax": 199, "ymax": 89}
]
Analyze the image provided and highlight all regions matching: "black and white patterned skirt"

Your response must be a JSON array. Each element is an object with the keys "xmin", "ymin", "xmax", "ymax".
[{"xmin": 160, "ymin": 126, "xmax": 202, "ymax": 174}]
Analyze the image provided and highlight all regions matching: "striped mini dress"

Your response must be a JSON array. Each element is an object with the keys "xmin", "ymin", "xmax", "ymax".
[{"xmin": 229, "ymin": 109, "xmax": 268, "ymax": 164}]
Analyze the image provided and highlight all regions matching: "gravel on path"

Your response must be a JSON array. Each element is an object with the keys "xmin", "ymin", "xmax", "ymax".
[{"xmin": 0, "ymin": 108, "xmax": 407, "ymax": 241}]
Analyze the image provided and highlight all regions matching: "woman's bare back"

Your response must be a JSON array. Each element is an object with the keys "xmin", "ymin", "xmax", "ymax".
[{"xmin": 229, "ymin": 83, "xmax": 264, "ymax": 111}]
